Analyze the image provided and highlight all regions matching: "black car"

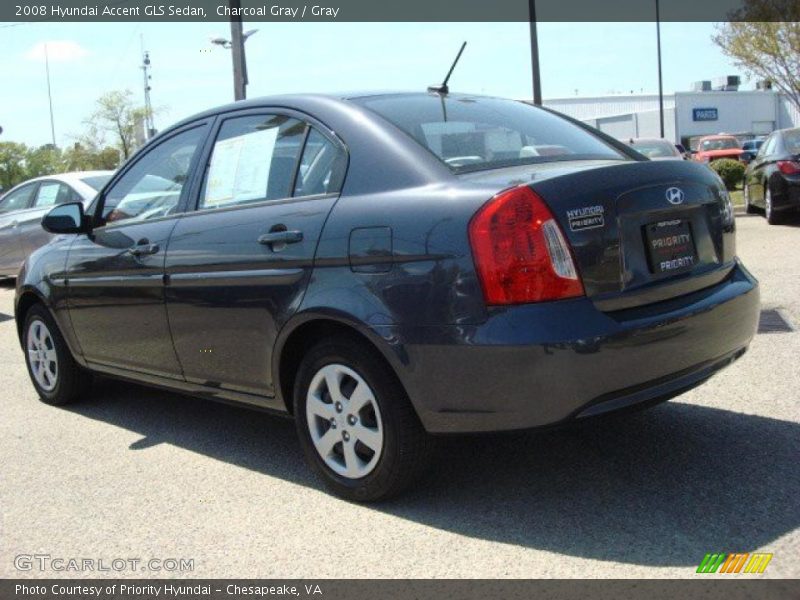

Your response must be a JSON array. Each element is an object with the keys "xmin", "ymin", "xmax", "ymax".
[
  {"xmin": 15, "ymin": 93, "xmax": 760, "ymax": 501},
  {"xmin": 744, "ymin": 127, "xmax": 800, "ymax": 224}
]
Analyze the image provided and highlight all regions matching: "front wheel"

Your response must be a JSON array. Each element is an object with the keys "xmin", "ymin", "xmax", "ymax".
[
  {"xmin": 744, "ymin": 184, "xmax": 757, "ymax": 214},
  {"xmin": 293, "ymin": 338, "xmax": 432, "ymax": 501},
  {"xmin": 23, "ymin": 304, "xmax": 92, "ymax": 405}
]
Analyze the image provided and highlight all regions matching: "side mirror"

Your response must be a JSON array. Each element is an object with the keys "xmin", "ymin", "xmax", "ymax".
[{"xmin": 42, "ymin": 202, "xmax": 88, "ymax": 234}]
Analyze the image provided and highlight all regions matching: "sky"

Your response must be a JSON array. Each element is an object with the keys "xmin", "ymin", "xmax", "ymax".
[{"xmin": 0, "ymin": 21, "xmax": 745, "ymax": 147}]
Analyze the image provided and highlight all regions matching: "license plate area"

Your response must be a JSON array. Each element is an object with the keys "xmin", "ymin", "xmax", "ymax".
[{"xmin": 644, "ymin": 219, "xmax": 697, "ymax": 275}]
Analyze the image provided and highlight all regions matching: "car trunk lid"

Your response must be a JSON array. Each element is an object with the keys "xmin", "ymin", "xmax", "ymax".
[{"xmin": 462, "ymin": 160, "xmax": 736, "ymax": 311}]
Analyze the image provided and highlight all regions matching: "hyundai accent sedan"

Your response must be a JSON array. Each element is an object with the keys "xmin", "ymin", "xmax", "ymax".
[{"xmin": 15, "ymin": 93, "xmax": 760, "ymax": 501}]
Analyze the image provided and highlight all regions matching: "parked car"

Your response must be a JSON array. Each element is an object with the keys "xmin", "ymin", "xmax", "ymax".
[
  {"xmin": 739, "ymin": 139, "xmax": 765, "ymax": 164},
  {"xmin": 675, "ymin": 143, "xmax": 691, "ymax": 160},
  {"xmin": 627, "ymin": 138, "xmax": 685, "ymax": 161},
  {"xmin": 0, "ymin": 171, "xmax": 113, "ymax": 278},
  {"xmin": 15, "ymin": 93, "xmax": 760, "ymax": 501},
  {"xmin": 744, "ymin": 127, "xmax": 800, "ymax": 224},
  {"xmin": 693, "ymin": 135, "xmax": 743, "ymax": 163}
]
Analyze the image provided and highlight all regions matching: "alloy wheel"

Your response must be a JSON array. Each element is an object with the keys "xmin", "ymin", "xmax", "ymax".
[
  {"xmin": 27, "ymin": 319, "xmax": 58, "ymax": 392},
  {"xmin": 305, "ymin": 363, "xmax": 384, "ymax": 479},
  {"xmin": 766, "ymin": 188, "xmax": 773, "ymax": 220}
]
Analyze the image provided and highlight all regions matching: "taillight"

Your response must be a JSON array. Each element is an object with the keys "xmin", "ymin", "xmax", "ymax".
[
  {"xmin": 468, "ymin": 185, "xmax": 584, "ymax": 305},
  {"xmin": 777, "ymin": 161, "xmax": 800, "ymax": 175}
]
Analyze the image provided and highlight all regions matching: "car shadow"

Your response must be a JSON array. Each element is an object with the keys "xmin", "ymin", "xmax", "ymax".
[
  {"xmin": 66, "ymin": 377, "xmax": 799, "ymax": 567},
  {"xmin": 0, "ymin": 278, "xmax": 15, "ymax": 290}
]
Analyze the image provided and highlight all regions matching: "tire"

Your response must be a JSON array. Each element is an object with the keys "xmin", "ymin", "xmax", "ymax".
[
  {"xmin": 744, "ymin": 184, "xmax": 757, "ymax": 214},
  {"xmin": 293, "ymin": 337, "xmax": 432, "ymax": 501},
  {"xmin": 23, "ymin": 304, "xmax": 92, "ymax": 406},
  {"xmin": 765, "ymin": 185, "xmax": 782, "ymax": 225}
]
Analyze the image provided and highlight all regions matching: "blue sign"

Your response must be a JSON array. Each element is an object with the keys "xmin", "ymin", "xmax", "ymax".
[{"xmin": 693, "ymin": 108, "xmax": 718, "ymax": 122}]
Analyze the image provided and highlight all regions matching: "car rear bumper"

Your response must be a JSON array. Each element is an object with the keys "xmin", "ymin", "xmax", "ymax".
[{"xmin": 386, "ymin": 261, "xmax": 760, "ymax": 433}]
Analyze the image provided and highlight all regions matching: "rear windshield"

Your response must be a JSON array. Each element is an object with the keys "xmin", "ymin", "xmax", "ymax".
[
  {"xmin": 784, "ymin": 129, "xmax": 800, "ymax": 155},
  {"xmin": 700, "ymin": 138, "xmax": 739, "ymax": 151},
  {"xmin": 630, "ymin": 140, "xmax": 676, "ymax": 158},
  {"xmin": 353, "ymin": 94, "xmax": 628, "ymax": 173},
  {"xmin": 80, "ymin": 175, "xmax": 112, "ymax": 191}
]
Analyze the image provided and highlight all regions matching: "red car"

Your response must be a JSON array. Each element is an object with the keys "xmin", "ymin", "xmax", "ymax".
[{"xmin": 693, "ymin": 135, "xmax": 743, "ymax": 163}]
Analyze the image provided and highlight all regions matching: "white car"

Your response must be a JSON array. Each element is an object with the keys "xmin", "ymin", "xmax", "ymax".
[
  {"xmin": 627, "ymin": 138, "xmax": 685, "ymax": 161},
  {"xmin": 0, "ymin": 171, "xmax": 113, "ymax": 277}
]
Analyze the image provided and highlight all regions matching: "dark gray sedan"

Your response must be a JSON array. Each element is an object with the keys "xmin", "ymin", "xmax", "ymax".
[{"xmin": 15, "ymin": 93, "xmax": 759, "ymax": 500}]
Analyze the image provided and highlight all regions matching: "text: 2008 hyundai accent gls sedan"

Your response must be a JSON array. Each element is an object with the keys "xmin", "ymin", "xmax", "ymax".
[{"xmin": 15, "ymin": 92, "xmax": 760, "ymax": 501}]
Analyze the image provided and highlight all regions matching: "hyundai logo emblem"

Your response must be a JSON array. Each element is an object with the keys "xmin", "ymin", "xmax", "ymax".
[{"xmin": 666, "ymin": 187, "xmax": 685, "ymax": 205}]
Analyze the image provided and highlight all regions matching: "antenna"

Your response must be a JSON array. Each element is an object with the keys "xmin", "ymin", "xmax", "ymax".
[
  {"xmin": 427, "ymin": 41, "xmax": 466, "ymax": 95},
  {"xmin": 140, "ymin": 35, "xmax": 156, "ymax": 140}
]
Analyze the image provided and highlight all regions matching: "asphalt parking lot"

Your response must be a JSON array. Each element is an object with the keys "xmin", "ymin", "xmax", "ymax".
[{"xmin": 1, "ymin": 213, "xmax": 798, "ymax": 579}]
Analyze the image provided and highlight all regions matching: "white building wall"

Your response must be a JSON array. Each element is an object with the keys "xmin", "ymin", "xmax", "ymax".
[
  {"xmin": 541, "ymin": 91, "xmax": 798, "ymax": 144},
  {"xmin": 674, "ymin": 91, "xmax": 780, "ymax": 139}
]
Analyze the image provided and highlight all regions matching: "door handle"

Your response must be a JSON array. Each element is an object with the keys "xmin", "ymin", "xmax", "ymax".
[
  {"xmin": 127, "ymin": 241, "xmax": 160, "ymax": 257},
  {"xmin": 258, "ymin": 230, "xmax": 303, "ymax": 246}
]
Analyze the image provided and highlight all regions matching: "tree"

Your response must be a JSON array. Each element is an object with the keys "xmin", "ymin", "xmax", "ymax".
[
  {"xmin": 85, "ymin": 90, "xmax": 150, "ymax": 161},
  {"xmin": 62, "ymin": 142, "xmax": 119, "ymax": 172},
  {"xmin": 0, "ymin": 142, "xmax": 29, "ymax": 190},
  {"xmin": 713, "ymin": 5, "xmax": 800, "ymax": 112},
  {"xmin": 25, "ymin": 144, "xmax": 63, "ymax": 179}
]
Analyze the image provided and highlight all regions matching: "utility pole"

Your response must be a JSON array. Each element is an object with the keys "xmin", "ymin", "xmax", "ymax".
[
  {"xmin": 528, "ymin": 0, "xmax": 542, "ymax": 105},
  {"xmin": 140, "ymin": 37, "xmax": 156, "ymax": 140},
  {"xmin": 229, "ymin": 0, "xmax": 247, "ymax": 100},
  {"xmin": 656, "ymin": 0, "xmax": 665, "ymax": 138},
  {"xmin": 44, "ymin": 43, "xmax": 56, "ymax": 146}
]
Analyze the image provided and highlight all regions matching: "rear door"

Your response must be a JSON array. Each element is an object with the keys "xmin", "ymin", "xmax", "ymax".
[
  {"xmin": 164, "ymin": 110, "xmax": 347, "ymax": 400},
  {"xmin": 0, "ymin": 182, "xmax": 38, "ymax": 275},
  {"xmin": 66, "ymin": 123, "xmax": 209, "ymax": 378}
]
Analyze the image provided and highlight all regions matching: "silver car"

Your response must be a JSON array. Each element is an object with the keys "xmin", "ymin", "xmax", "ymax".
[
  {"xmin": 0, "ymin": 171, "xmax": 113, "ymax": 278},
  {"xmin": 627, "ymin": 138, "xmax": 685, "ymax": 161}
]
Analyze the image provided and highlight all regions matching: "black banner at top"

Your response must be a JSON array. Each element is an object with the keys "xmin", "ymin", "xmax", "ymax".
[{"xmin": 3, "ymin": 0, "xmax": 800, "ymax": 22}]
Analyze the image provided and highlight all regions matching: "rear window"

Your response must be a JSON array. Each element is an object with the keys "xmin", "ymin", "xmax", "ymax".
[
  {"xmin": 80, "ymin": 175, "xmax": 112, "ymax": 191},
  {"xmin": 352, "ymin": 94, "xmax": 628, "ymax": 173},
  {"xmin": 700, "ymin": 138, "xmax": 739, "ymax": 151},
  {"xmin": 784, "ymin": 130, "xmax": 800, "ymax": 155},
  {"xmin": 630, "ymin": 140, "xmax": 677, "ymax": 158}
]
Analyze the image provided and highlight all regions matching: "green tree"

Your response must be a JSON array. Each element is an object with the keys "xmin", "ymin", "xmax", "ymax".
[
  {"xmin": 62, "ymin": 142, "xmax": 120, "ymax": 171},
  {"xmin": 713, "ymin": 5, "xmax": 800, "ymax": 112},
  {"xmin": 25, "ymin": 144, "xmax": 64, "ymax": 179},
  {"xmin": 85, "ymin": 90, "xmax": 150, "ymax": 161},
  {"xmin": 0, "ymin": 142, "xmax": 30, "ymax": 190}
]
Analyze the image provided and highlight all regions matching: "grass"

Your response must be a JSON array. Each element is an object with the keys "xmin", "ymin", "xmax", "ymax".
[{"xmin": 730, "ymin": 189, "xmax": 744, "ymax": 208}]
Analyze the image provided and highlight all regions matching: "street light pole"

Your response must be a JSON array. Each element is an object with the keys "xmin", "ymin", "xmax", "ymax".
[
  {"xmin": 528, "ymin": 0, "xmax": 542, "ymax": 105},
  {"xmin": 656, "ymin": 0, "xmax": 665, "ymax": 138},
  {"xmin": 44, "ymin": 42, "xmax": 56, "ymax": 146},
  {"xmin": 229, "ymin": 0, "xmax": 247, "ymax": 100}
]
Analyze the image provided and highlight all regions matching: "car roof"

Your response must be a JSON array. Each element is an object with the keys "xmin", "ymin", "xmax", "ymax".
[
  {"xmin": 160, "ymin": 91, "xmax": 505, "ymax": 134},
  {"xmin": 20, "ymin": 170, "xmax": 114, "ymax": 185}
]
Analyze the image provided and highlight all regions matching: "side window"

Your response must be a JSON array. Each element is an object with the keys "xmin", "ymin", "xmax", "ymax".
[
  {"xmin": 760, "ymin": 135, "xmax": 776, "ymax": 158},
  {"xmin": 33, "ymin": 181, "xmax": 73, "ymax": 208},
  {"xmin": 100, "ymin": 126, "xmax": 205, "ymax": 226},
  {"xmin": 0, "ymin": 184, "xmax": 37, "ymax": 213},
  {"xmin": 200, "ymin": 114, "xmax": 306, "ymax": 209},
  {"xmin": 294, "ymin": 129, "xmax": 346, "ymax": 197}
]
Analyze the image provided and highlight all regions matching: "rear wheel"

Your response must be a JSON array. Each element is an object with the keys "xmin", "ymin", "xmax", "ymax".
[
  {"xmin": 293, "ymin": 338, "xmax": 432, "ymax": 501},
  {"xmin": 765, "ymin": 186, "xmax": 782, "ymax": 225},
  {"xmin": 23, "ymin": 304, "xmax": 92, "ymax": 405}
]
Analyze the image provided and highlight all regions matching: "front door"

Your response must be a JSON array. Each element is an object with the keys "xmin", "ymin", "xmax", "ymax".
[
  {"xmin": 164, "ymin": 112, "xmax": 347, "ymax": 399},
  {"xmin": 66, "ymin": 124, "xmax": 208, "ymax": 378}
]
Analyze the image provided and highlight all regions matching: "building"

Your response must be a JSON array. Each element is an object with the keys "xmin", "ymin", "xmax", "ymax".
[{"xmin": 543, "ymin": 81, "xmax": 800, "ymax": 149}]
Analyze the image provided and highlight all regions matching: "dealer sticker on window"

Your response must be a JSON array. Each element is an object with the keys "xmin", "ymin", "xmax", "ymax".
[{"xmin": 566, "ymin": 205, "xmax": 605, "ymax": 231}]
